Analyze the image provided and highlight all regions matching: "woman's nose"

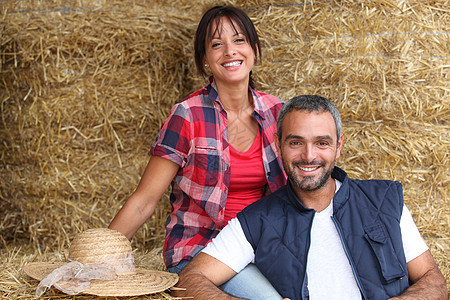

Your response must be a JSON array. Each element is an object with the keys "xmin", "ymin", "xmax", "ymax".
[{"xmin": 224, "ymin": 43, "xmax": 236, "ymax": 56}]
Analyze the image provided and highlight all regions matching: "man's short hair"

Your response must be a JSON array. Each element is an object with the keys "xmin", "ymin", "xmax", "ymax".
[{"xmin": 277, "ymin": 95, "xmax": 342, "ymax": 145}]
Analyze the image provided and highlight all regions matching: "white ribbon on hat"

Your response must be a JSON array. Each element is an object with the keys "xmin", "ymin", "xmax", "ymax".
[{"xmin": 36, "ymin": 253, "xmax": 136, "ymax": 297}]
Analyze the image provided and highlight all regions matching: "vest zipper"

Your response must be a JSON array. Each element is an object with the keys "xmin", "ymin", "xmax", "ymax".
[{"xmin": 331, "ymin": 216, "xmax": 367, "ymax": 300}]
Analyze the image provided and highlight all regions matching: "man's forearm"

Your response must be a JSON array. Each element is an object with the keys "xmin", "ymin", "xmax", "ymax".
[
  {"xmin": 173, "ymin": 272, "xmax": 241, "ymax": 299},
  {"xmin": 390, "ymin": 268, "xmax": 447, "ymax": 299}
]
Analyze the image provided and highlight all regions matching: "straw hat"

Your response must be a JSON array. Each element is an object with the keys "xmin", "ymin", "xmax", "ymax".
[{"xmin": 24, "ymin": 228, "xmax": 178, "ymax": 297}]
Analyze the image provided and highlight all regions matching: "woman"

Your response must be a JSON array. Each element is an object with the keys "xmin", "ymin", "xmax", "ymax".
[{"xmin": 109, "ymin": 5, "xmax": 286, "ymax": 299}]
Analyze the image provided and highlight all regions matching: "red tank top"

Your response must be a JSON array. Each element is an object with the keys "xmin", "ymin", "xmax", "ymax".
[{"xmin": 225, "ymin": 130, "xmax": 267, "ymax": 225}]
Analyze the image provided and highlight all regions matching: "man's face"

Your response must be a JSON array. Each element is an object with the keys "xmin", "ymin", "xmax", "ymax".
[{"xmin": 275, "ymin": 110, "xmax": 343, "ymax": 192}]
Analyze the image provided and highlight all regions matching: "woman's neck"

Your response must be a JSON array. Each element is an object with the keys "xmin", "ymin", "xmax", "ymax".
[{"xmin": 215, "ymin": 80, "xmax": 252, "ymax": 113}]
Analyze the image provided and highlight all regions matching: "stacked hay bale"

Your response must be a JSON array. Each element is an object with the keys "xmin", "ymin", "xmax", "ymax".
[
  {"xmin": 0, "ymin": 0, "xmax": 448, "ymax": 298},
  {"xmin": 1, "ymin": 1, "xmax": 198, "ymax": 298},
  {"xmin": 0, "ymin": 1, "xmax": 196, "ymax": 253}
]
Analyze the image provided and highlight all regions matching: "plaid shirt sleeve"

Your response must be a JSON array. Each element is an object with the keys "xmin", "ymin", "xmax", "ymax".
[{"xmin": 150, "ymin": 102, "xmax": 191, "ymax": 167}]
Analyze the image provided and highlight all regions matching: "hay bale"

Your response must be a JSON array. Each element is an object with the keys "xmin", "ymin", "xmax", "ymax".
[
  {"xmin": 0, "ymin": 1, "xmax": 195, "ymax": 251},
  {"xmin": 0, "ymin": 0, "xmax": 448, "ymax": 297},
  {"xmin": 1, "ymin": 1, "xmax": 197, "ymax": 298}
]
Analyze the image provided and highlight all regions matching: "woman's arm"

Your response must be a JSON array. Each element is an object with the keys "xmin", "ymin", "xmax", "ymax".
[{"xmin": 108, "ymin": 155, "xmax": 179, "ymax": 240}]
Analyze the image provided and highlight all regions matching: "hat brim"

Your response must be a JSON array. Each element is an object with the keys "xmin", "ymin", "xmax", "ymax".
[{"xmin": 24, "ymin": 262, "xmax": 179, "ymax": 296}]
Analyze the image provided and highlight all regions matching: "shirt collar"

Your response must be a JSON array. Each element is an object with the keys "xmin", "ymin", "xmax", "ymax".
[
  {"xmin": 286, "ymin": 181, "xmax": 313, "ymax": 212},
  {"xmin": 331, "ymin": 166, "xmax": 349, "ymax": 212}
]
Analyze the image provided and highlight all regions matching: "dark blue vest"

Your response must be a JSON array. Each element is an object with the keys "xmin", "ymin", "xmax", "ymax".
[{"xmin": 237, "ymin": 167, "xmax": 409, "ymax": 300}]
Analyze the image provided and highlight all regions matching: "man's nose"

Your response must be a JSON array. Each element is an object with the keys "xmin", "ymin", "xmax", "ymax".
[{"xmin": 300, "ymin": 144, "xmax": 315, "ymax": 163}]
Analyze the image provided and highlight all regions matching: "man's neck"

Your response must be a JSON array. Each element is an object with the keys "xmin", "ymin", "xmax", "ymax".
[{"xmin": 294, "ymin": 178, "xmax": 336, "ymax": 212}]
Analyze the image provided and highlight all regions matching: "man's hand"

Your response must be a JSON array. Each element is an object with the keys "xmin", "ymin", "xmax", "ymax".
[{"xmin": 172, "ymin": 253, "xmax": 240, "ymax": 299}]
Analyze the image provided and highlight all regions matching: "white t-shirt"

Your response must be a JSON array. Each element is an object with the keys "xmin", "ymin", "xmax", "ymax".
[{"xmin": 202, "ymin": 180, "xmax": 428, "ymax": 299}]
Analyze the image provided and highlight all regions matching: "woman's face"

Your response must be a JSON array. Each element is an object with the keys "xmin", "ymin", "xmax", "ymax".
[{"xmin": 204, "ymin": 17, "xmax": 256, "ymax": 87}]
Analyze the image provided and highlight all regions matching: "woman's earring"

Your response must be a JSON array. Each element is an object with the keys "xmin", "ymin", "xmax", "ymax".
[{"xmin": 204, "ymin": 63, "xmax": 208, "ymax": 67}]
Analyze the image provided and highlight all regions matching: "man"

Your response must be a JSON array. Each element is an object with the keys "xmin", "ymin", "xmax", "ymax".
[{"xmin": 173, "ymin": 95, "xmax": 446, "ymax": 300}]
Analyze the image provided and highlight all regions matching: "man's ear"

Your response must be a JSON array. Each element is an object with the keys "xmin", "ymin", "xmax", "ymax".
[
  {"xmin": 336, "ymin": 134, "xmax": 343, "ymax": 160},
  {"xmin": 274, "ymin": 133, "xmax": 281, "ymax": 155}
]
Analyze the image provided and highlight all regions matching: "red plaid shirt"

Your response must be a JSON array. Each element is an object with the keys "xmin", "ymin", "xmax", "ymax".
[{"xmin": 150, "ymin": 80, "xmax": 286, "ymax": 268}]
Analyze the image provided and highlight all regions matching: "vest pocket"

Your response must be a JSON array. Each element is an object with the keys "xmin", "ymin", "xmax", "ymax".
[{"xmin": 363, "ymin": 221, "xmax": 406, "ymax": 283}]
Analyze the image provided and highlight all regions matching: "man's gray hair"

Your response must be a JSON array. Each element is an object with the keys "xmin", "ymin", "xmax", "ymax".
[{"xmin": 277, "ymin": 95, "xmax": 342, "ymax": 145}]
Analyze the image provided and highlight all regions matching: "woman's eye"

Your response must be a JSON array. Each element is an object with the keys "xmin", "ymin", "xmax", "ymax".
[{"xmin": 211, "ymin": 42, "xmax": 221, "ymax": 48}]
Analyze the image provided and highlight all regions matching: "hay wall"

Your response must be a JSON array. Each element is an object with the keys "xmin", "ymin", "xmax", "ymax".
[
  {"xmin": 1, "ymin": 0, "xmax": 448, "ymax": 298},
  {"xmin": 1, "ymin": 1, "xmax": 196, "ymax": 253}
]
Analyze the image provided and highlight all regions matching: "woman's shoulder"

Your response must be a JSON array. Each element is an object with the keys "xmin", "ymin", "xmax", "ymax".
[
  {"xmin": 166, "ymin": 85, "xmax": 216, "ymax": 122},
  {"xmin": 175, "ymin": 87, "xmax": 213, "ymax": 108},
  {"xmin": 168, "ymin": 85, "xmax": 211, "ymax": 113},
  {"xmin": 252, "ymin": 89, "xmax": 284, "ymax": 118},
  {"xmin": 180, "ymin": 85, "xmax": 209, "ymax": 105},
  {"xmin": 252, "ymin": 89, "xmax": 284, "ymax": 105}
]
